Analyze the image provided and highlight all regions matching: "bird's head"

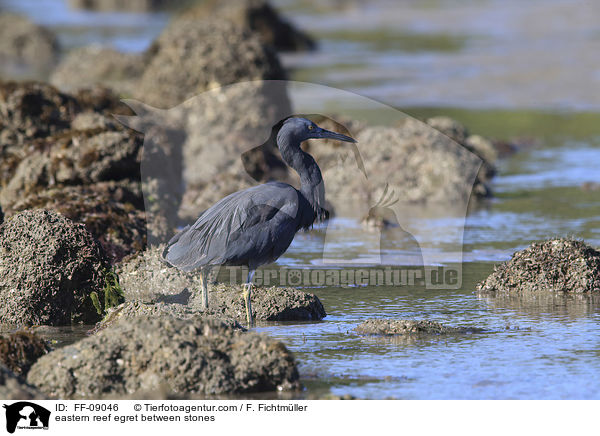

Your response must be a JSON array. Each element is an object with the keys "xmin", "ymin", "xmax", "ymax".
[{"xmin": 277, "ymin": 117, "xmax": 356, "ymax": 147}]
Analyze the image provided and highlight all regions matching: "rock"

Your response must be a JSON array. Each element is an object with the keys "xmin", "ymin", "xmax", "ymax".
[
  {"xmin": 0, "ymin": 128, "xmax": 143, "ymax": 209},
  {"xmin": 464, "ymin": 134, "xmax": 498, "ymax": 165},
  {"xmin": 0, "ymin": 81, "xmax": 77, "ymax": 142},
  {"xmin": 70, "ymin": 111, "xmax": 120, "ymax": 131},
  {"xmin": 0, "ymin": 82, "xmax": 130, "ymax": 155},
  {"xmin": 426, "ymin": 116, "xmax": 469, "ymax": 144},
  {"xmin": 179, "ymin": 0, "xmax": 315, "ymax": 52},
  {"xmin": 28, "ymin": 315, "xmax": 300, "ymax": 398},
  {"xmin": 477, "ymin": 238, "xmax": 600, "ymax": 294},
  {"xmin": 0, "ymin": 364, "xmax": 44, "ymax": 400},
  {"xmin": 90, "ymin": 300, "xmax": 243, "ymax": 334},
  {"xmin": 355, "ymin": 319, "xmax": 483, "ymax": 336},
  {"xmin": 72, "ymin": 86, "xmax": 134, "ymax": 116},
  {"xmin": 136, "ymin": 19, "xmax": 286, "ymax": 108},
  {"xmin": 209, "ymin": 283, "xmax": 326, "ymax": 322},
  {"xmin": 322, "ymin": 119, "xmax": 485, "ymax": 214},
  {"xmin": 178, "ymin": 81, "xmax": 291, "ymax": 188},
  {"xmin": 425, "ymin": 116, "xmax": 497, "ymax": 185},
  {"xmin": 0, "ymin": 331, "xmax": 50, "ymax": 377},
  {"xmin": 115, "ymin": 245, "xmax": 201, "ymax": 302},
  {"xmin": 0, "ymin": 82, "xmax": 78, "ymax": 191},
  {"xmin": 0, "ymin": 209, "xmax": 110, "ymax": 327},
  {"xmin": 0, "ymin": 14, "xmax": 59, "ymax": 79},
  {"xmin": 68, "ymin": 0, "xmax": 188, "ymax": 12},
  {"xmin": 0, "ymin": 81, "xmax": 180, "ymax": 255},
  {"xmin": 7, "ymin": 182, "xmax": 147, "ymax": 264},
  {"xmin": 116, "ymin": 246, "xmax": 327, "ymax": 321},
  {"xmin": 50, "ymin": 46, "xmax": 146, "ymax": 95}
]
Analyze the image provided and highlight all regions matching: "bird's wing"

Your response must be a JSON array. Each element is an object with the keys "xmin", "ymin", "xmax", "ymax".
[{"xmin": 163, "ymin": 182, "xmax": 300, "ymax": 271}]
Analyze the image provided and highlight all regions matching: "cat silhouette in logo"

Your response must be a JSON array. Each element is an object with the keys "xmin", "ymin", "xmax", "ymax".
[{"xmin": 3, "ymin": 402, "xmax": 51, "ymax": 433}]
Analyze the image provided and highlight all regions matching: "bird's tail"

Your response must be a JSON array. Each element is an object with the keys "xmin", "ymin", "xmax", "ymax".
[{"xmin": 161, "ymin": 224, "xmax": 191, "ymax": 267}]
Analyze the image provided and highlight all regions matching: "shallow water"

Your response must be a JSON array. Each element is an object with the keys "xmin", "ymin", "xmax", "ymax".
[
  {"xmin": 259, "ymin": 108, "xmax": 600, "ymax": 399},
  {"xmin": 3, "ymin": 0, "xmax": 600, "ymax": 399}
]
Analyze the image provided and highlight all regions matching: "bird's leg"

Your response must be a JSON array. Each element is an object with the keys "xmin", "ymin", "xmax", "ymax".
[
  {"xmin": 243, "ymin": 269, "xmax": 256, "ymax": 327},
  {"xmin": 199, "ymin": 268, "xmax": 209, "ymax": 310}
]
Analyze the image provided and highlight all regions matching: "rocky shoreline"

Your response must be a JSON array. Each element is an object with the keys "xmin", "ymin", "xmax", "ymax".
[{"xmin": 1, "ymin": 0, "xmax": 573, "ymax": 401}]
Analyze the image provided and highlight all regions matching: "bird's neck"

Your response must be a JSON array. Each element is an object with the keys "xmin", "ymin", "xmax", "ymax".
[{"xmin": 278, "ymin": 139, "xmax": 327, "ymax": 221}]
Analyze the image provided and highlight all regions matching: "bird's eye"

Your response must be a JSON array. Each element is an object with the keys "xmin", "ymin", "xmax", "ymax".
[{"xmin": 308, "ymin": 125, "xmax": 314, "ymax": 130}]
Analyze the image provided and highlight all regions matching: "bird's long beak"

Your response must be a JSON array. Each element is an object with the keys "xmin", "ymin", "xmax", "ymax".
[{"xmin": 315, "ymin": 127, "xmax": 357, "ymax": 143}]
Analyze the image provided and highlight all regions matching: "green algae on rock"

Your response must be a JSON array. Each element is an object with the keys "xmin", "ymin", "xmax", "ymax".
[{"xmin": 477, "ymin": 238, "xmax": 600, "ymax": 294}]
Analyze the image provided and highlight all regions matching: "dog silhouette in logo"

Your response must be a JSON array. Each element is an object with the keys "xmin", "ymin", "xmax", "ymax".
[{"xmin": 3, "ymin": 402, "xmax": 51, "ymax": 433}]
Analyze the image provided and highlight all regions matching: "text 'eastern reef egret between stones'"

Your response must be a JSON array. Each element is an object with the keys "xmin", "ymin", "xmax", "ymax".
[{"xmin": 162, "ymin": 117, "xmax": 356, "ymax": 325}]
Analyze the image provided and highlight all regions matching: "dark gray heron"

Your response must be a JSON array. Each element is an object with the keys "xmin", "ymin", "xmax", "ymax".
[{"xmin": 162, "ymin": 117, "xmax": 356, "ymax": 325}]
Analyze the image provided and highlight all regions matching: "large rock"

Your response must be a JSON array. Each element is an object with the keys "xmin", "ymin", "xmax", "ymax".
[
  {"xmin": 7, "ymin": 182, "xmax": 147, "ymax": 264},
  {"xmin": 321, "ymin": 119, "xmax": 486, "ymax": 215},
  {"xmin": 0, "ymin": 209, "xmax": 110, "ymax": 327},
  {"xmin": 179, "ymin": 82, "xmax": 291, "ymax": 191},
  {"xmin": 425, "ymin": 116, "xmax": 469, "ymax": 144},
  {"xmin": 28, "ymin": 316, "xmax": 300, "ymax": 398},
  {"xmin": 0, "ymin": 364, "xmax": 44, "ymax": 400},
  {"xmin": 0, "ymin": 81, "xmax": 131, "ymax": 152},
  {"xmin": 90, "ymin": 300, "xmax": 243, "ymax": 334},
  {"xmin": 136, "ymin": 19, "xmax": 286, "ymax": 108},
  {"xmin": 477, "ymin": 238, "xmax": 600, "ymax": 294},
  {"xmin": 426, "ymin": 116, "xmax": 496, "ymax": 184},
  {"xmin": 179, "ymin": 0, "xmax": 316, "ymax": 52},
  {"xmin": 116, "ymin": 246, "xmax": 327, "ymax": 321},
  {"xmin": 0, "ymin": 128, "xmax": 143, "ymax": 208},
  {"xmin": 0, "ymin": 331, "xmax": 50, "ymax": 377},
  {"xmin": 50, "ymin": 46, "xmax": 146, "ymax": 95},
  {"xmin": 0, "ymin": 14, "xmax": 59, "ymax": 79},
  {"xmin": 0, "ymin": 82, "xmax": 79, "ymax": 191},
  {"xmin": 209, "ymin": 283, "xmax": 326, "ymax": 322},
  {"xmin": 0, "ymin": 81, "xmax": 77, "ymax": 143},
  {"xmin": 1, "ymin": 81, "xmax": 181, "ymax": 257}
]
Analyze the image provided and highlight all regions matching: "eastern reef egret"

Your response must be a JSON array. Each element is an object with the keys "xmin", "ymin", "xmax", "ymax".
[{"xmin": 162, "ymin": 117, "xmax": 356, "ymax": 325}]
